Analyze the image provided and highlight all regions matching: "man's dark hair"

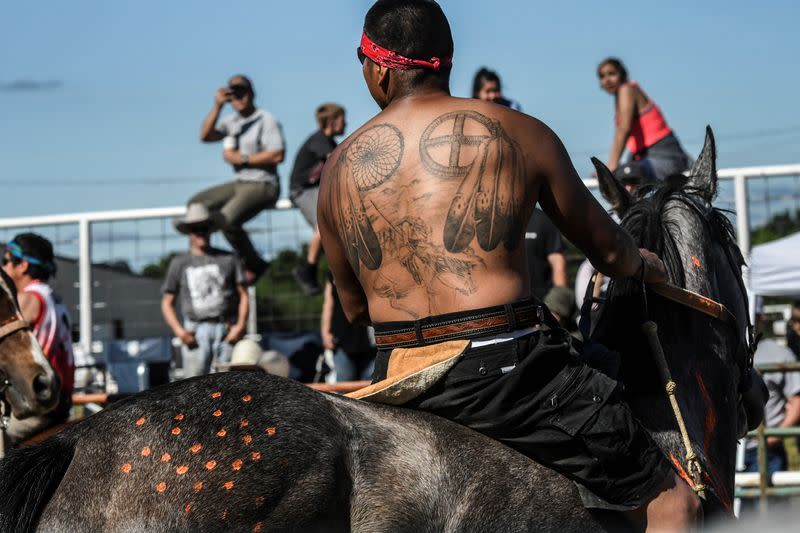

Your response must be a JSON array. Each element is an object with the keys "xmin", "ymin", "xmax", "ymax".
[
  {"xmin": 10, "ymin": 232, "xmax": 56, "ymax": 281},
  {"xmin": 472, "ymin": 67, "xmax": 501, "ymax": 98},
  {"xmin": 229, "ymin": 74, "xmax": 255, "ymax": 97},
  {"xmin": 364, "ymin": 0, "xmax": 453, "ymax": 90},
  {"xmin": 597, "ymin": 57, "xmax": 628, "ymax": 82}
]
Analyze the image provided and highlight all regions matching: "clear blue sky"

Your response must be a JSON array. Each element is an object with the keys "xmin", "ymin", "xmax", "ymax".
[{"xmin": 2, "ymin": 0, "xmax": 798, "ymax": 218}]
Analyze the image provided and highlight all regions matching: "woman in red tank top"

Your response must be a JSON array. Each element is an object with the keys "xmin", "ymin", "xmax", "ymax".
[{"xmin": 598, "ymin": 58, "xmax": 690, "ymax": 185}]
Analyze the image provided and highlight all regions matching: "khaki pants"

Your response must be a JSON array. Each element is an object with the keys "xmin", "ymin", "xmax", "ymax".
[{"xmin": 190, "ymin": 180, "xmax": 279, "ymax": 273}]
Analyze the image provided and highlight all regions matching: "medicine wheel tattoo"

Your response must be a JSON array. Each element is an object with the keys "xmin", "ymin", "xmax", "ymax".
[
  {"xmin": 348, "ymin": 124, "xmax": 403, "ymax": 191},
  {"xmin": 420, "ymin": 111, "xmax": 500, "ymax": 179},
  {"xmin": 421, "ymin": 110, "xmax": 526, "ymax": 253}
]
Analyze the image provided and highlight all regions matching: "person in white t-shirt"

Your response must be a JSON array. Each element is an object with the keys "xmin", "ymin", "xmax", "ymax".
[{"xmin": 195, "ymin": 74, "xmax": 286, "ymax": 285}]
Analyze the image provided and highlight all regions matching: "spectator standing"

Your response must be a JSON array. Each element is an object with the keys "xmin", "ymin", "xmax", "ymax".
[
  {"xmin": 2, "ymin": 233, "xmax": 74, "ymax": 443},
  {"xmin": 742, "ymin": 316, "xmax": 800, "ymax": 496},
  {"xmin": 321, "ymin": 274, "xmax": 376, "ymax": 382},
  {"xmin": 525, "ymin": 208, "xmax": 568, "ymax": 300},
  {"xmin": 472, "ymin": 67, "xmax": 523, "ymax": 111},
  {"xmin": 290, "ymin": 103, "xmax": 347, "ymax": 296},
  {"xmin": 195, "ymin": 75, "xmax": 285, "ymax": 284},
  {"xmin": 161, "ymin": 204, "xmax": 249, "ymax": 378},
  {"xmin": 597, "ymin": 57, "xmax": 690, "ymax": 182}
]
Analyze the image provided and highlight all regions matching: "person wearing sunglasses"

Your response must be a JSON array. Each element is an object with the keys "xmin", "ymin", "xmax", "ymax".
[
  {"xmin": 195, "ymin": 74, "xmax": 286, "ymax": 285},
  {"xmin": 2, "ymin": 233, "xmax": 74, "ymax": 444},
  {"xmin": 161, "ymin": 203, "xmax": 250, "ymax": 378}
]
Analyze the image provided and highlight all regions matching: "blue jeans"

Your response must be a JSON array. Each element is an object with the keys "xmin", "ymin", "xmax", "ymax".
[
  {"xmin": 744, "ymin": 445, "xmax": 787, "ymax": 476},
  {"xmin": 182, "ymin": 320, "xmax": 233, "ymax": 378},
  {"xmin": 333, "ymin": 348, "xmax": 375, "ymax": 382}
]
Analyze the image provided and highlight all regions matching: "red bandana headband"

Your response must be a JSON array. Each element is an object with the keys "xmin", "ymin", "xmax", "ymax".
[{"xmin": 359, "ymin": 32, "xmax": 452, "ymax": 71}]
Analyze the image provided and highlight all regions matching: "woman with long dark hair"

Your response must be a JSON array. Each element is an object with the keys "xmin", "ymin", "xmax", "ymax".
[
  {"xmin": 472, "ymin": 67, "xmax": 522, "ymax": 111},
  {"xmin": 598, "ymin": 57, "xmax": 690, "ymax": 182}
]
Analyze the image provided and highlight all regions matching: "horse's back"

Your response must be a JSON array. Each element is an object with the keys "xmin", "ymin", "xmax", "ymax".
[
  {"xmin": 35, "ymin": 372, "xmax": 607, "ymax": 532},
  {"xmin": 326, "ymin": 395, "xmax": 604, "ymax": 532},
  {"xmin": 39, "ymin": 372, "xmax": 351, "ymax": 532}
]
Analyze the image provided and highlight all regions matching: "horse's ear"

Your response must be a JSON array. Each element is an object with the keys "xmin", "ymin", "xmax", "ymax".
[
  {"xmin": 592, "ymin": 157, "xmax": 632, "ymax": 217},
  {"xmin": 687, "ymin": 126, "xmax": 718, "ymax": 202}
]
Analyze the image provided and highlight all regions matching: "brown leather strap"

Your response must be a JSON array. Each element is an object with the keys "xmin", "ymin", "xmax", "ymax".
[
  {"xmin": 374, "ymin": 300, "xmax": 543, "ymax": 349},
  {"xmin": 650, "ymin": 283, "xmax": 735, "ymax": 324},
  {"xmin": 0, "ymin": 317, "xmax": 30, "ymax": 340}
]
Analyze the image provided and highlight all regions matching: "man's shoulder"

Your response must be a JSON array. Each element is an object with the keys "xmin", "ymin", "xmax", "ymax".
[
  {"xmin": 204, "ymin": 247, "xmax": 236, "ymax": 260},
  {"xmin": 299, "ymin": 129, "xmax": 328, "ymax": 151},
  {"xmin": 254, "ymin": 108, "xmax": 280, "ymax": 126}
]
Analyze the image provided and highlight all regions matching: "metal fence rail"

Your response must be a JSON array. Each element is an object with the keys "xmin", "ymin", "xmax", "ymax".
[
  {"xmin": 735, "ymin": 361, "xmax": 800, "ymax": 511},
  {"xmin": 1, "ymin": 164, "xmax": 799, "ymax": 357}
]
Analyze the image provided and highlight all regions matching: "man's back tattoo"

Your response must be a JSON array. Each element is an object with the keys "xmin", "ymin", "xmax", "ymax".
[{"xmin": 330, "ymin": 110, "xmax": 526, "ymax": 318}]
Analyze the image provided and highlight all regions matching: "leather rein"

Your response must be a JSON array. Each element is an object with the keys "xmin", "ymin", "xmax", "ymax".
[
  {"xmin": 649, "ymin": 283, "xmax": 736, "ymax": 325},
  {"xmin": 0, "ymin": 314, "xmax": 30, "ymax": 343}
]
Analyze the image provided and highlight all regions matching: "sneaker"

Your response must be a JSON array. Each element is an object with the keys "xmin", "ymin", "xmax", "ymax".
[{"xmin": 292, "ymin": 265, "xmax": 322, "ymax": 296}]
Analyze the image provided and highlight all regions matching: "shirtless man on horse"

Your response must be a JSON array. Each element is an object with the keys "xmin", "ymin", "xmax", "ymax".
[{"xmin": 318, "ymin": 0, "xmax": 700, "ymax": 529}]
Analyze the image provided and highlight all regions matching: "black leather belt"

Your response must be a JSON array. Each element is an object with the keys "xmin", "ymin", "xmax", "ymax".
[{"xmin": 373, "ymin": 299, "xmax": 544, "ymax": 350}]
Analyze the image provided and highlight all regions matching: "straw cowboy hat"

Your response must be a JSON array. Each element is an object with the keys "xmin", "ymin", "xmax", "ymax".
[
  {"xmin": 173, "ymin": 203, "xmax": 225, "ymax": 234},
  {"xmin": 228, "ymin": 339, "xmax": 291, "ymax": 378}
]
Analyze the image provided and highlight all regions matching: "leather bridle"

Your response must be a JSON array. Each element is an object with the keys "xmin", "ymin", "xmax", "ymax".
[{"xmin": 0, "ymin": 314, "xmax": 30, "ymax": 343}]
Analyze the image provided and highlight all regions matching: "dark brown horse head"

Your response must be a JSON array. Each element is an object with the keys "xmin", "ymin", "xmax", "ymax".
[{"xmin": 0, "ymin": 269, "xmax": 59, "ymax": 418}]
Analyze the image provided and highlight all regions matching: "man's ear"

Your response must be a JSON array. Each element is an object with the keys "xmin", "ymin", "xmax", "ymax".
[{"xmin": 377, "ymin": 65, "xmax": 391, "ymax": 96}]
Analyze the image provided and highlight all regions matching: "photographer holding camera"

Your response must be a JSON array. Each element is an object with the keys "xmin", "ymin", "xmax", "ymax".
[{"xmin": 194, "ymin": 75, "xmax": 285, "ymax": 285}]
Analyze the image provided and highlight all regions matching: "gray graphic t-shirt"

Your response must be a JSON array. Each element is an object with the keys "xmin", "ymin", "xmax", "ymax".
[
  {"xmin": 162, "ymin": 248, "xmax": 243, "ymax": 322},
  {"xmin": 216, "ymin": 108, "xmax": 285, "ymax": 184}
]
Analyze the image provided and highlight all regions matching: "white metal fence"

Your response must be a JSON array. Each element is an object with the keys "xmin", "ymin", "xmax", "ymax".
[{"xmin": 1, "ymin": 164, "xmax": 800, "ymax": 356}]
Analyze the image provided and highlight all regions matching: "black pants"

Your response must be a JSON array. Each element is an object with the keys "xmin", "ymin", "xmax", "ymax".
[{"xmin": 377, "ymin": 328, "xmax": 673, "ymax": 510}]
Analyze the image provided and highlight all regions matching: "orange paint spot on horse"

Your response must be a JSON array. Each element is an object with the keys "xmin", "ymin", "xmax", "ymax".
[
  {"xmin": 232, "ymin": 459, "xmax": 243, "ymax": 471},
  {"xmin": 205, "ymin": 460, "xmax": 217, "ymax": 470},
  {"xmin": 222, "ymin": 509, "xmax": 228, "ymax": 520},
  {"xmin": 211, "ymin": 392, "xmax": 222, "ymax": 399},
  {"xmin": 156, "ymin": 482, "xmax": 167, "ymax": 493},
  {"xmin": 251, "ymin": 451, "xmax": 261, "ymax": 461},
  {"xmin": 692, "ymin": 256, "xmax": 702, "ymax": 268},
  {"xmin": 213, "ymin": 409, "xmax": 223, "ymax": 417},
  {"xmin": 190, "ymin": 443, "xmax": 202, "ymax": 453},
  {"xmin": 161, "ymin": 453, "xmax": 172, "ymax": 463},
  {"xmin": 243, "ymin": 435, "xmax": 253, "ymax": 445},
  {"xmin": 193, "ymin": 481, "xmax": 204, "ymax": 493},
  {"xmin": 174, "ymin": 413, "xmax": 184, "ymax": 421},
  {"xmin": 176, "ymin": 465, "xmax": 189, "ymax": 475},
  {"xmin": 121, "ymin": 463, "xmax": 132, "ymax": 474},
  {"xmin": 255, "ymin": 496, "xmax": 265, "ymax": 507},
  {"xmin": 217, "ymin": 428, "xmax": 227, "ymax": 437},
  {"xmin": 171, "ymin": 427, "xmax": 182, "ymax": 436},
  {"xmin": 266, "ymin": 427, "xmax": 276, "ymax": 436},
  {"xmin": 184, "ymin": 503, "xmax": 192, "ymax": 514},
  {"xmin": 240, "ymin": 419, "xmax": 249, "ymax": 428},
  {"xmin": 253, "ymin": 522, "xmax": 263, "ymax": 532},
  {"xmin": 242, "ymin": 394, "xmax": 252, "ymax": 402},
  {"xmin": 135, "ymin": 417, "xmax": 146, "ymax": 426},
  {"xmin": 224, "ymin": 480, "xmax": 234, "ymax": 490},
  {"xmin": 141, "ymin": 447, "xmax": 152, "ymax": 457}
]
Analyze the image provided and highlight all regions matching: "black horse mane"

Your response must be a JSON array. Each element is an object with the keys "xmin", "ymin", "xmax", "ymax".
[{"xmin": 609, "ymin": 174, "xmax": 741, "ymax": 299}]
